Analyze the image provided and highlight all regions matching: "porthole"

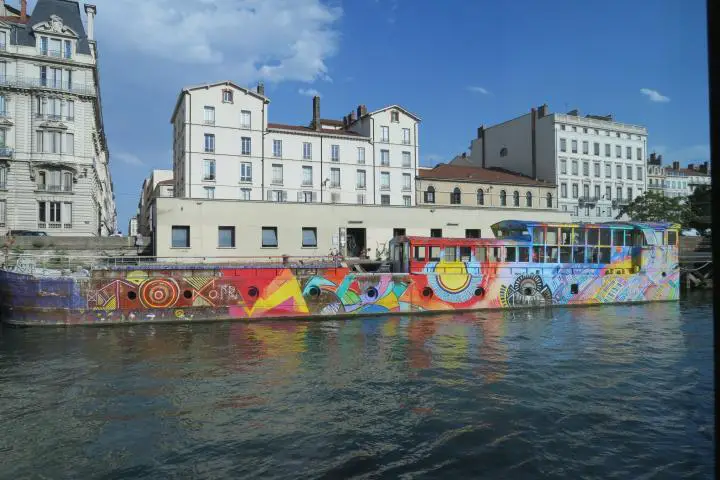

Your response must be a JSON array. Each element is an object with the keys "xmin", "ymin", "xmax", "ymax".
[
  {"xmin": 366, "ymin": 287, "xmax": 378, "ymax": 299},
  {"xmin": 183, "ymin": 290, "xmax": 192, "ymax": 299},
  {"xmin": 422, "ymin": 287, "xmax": 433, "ymax": 298},
  {"xmin": 248, "ymin": 286, "xmax": 259, "ymax": 298},
  {"xmin": 474, "ymin": 287, "xmax": 485, "ymax": 297},
  {"xmin": 127, "ymin": 291, "xmax": 137, "ymax": 300},
  {"xmin": 570, "ymin": 284, "xmax": 579, "ymax": 294},
  {"xmin": 308, "ymin": 286, "xmax": 321, "ymax": 298},
  {"xmin": 662, "ymin": 272, "xmax": 667, "ymax": 278}
]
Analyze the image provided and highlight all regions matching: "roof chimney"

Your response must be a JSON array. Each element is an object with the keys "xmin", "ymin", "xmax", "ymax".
[
  {"xmin": 672, "ymin": 161, "xmax": 680, "ymax": 170},
  {"xmin": 256, "ymin": 82, "xmax": 265, "ymax": 96},
  {"xmin": 688, "ymin": 163, "xmax": 695, "ymax": 171},
  {"xmin": 360, "ymin": 105, "xmax": 367, "ymax": 117},
  {"xmin": 312, "ymin": 96, "xmax": 321, "ymax": 131},
  {"xmin": 84, "ymin": 4, "xmax": 96, "ymax": 41},
  {"xmin": 477, "ymin": 125, "xmax": 484, "ymax": 139},
  {"xmin": 538, "ymin": 104, "xmax": 548, "ymax": 118},
  {"xmin": 649, "ymin": 152, "xmax": 656, "ymax": 163},
  {"xmin": 349, "ymin": 110, "xmax": 356, "ymax": 123}
]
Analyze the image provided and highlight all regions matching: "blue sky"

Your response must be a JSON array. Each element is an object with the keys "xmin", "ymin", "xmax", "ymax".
[{"xmin": 45, "ymin": 0, "xmax": 708, "ymax": 230}]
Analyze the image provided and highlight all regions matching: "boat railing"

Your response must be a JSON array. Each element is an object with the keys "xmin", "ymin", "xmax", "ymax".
[{"xmin": 1, "ymin": 252, "xmax": 347, "ymax": 275}]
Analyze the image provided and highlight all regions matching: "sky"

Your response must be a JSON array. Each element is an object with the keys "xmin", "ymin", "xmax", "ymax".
[{"xmin": 28, "ymin": 0, "xmax": 709, "ymax": 230}]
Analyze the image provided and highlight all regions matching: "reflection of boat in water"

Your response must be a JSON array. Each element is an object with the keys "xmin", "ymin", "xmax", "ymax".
[{"xmin": 0, "ymin": 220, "xmax": 680, "ymax": 326}]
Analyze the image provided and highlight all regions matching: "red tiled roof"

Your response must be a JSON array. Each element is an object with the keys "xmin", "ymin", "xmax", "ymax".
[
  {"xmin": 320, "ymin": 118, "xmax": 344, "ymax": 126},
  {"xmin": 267, "ymin": 122, "xmax": 366, "ymax": 137},
  {"xmin": 419, "ymin": 164, "xmax": 553, "ymax": 187}
]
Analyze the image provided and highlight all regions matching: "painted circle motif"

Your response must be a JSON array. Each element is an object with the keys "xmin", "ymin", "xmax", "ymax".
[
  {"xmin": 139, "ymin": 278, "xmax": 180, "ymax": 308},
  {"xmin": 425, "ymin": 261, "xmax": 484, "ymax": 304}
]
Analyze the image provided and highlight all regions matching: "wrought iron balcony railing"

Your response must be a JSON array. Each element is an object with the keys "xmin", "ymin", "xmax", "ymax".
[
  {"xmin": 0, "ymin": 147, "xmax": 14, "ymax": 158},
  {"xmin": 36, "ymin": 183, "xmax": 73, "ymax": 192},
  {"xmin": 0, "ymin": 76, "xmax": 96, "ymax": 96}
]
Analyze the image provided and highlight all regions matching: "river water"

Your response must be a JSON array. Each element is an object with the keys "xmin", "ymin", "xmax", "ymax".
[{"xmin": 0, "ymin": 293, "xmax": 714, "ymax": 479}]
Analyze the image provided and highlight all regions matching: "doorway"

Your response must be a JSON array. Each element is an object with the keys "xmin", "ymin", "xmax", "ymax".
[{"xmin": 346, "ymin": 228, "xmax": 366, "ymax": 257}]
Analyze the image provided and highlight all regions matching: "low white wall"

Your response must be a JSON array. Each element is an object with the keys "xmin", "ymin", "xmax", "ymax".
[{"xmin": 153, "ymin": 198, "xmax": 572, "ymax": 259}]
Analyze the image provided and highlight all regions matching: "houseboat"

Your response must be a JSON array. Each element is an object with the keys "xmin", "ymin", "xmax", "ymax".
[{"xmin": 0, "ymin": 220, "xmax": 680, "ymax": 326}]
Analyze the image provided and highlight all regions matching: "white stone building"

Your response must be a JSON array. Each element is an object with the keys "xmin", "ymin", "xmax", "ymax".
[
  {"xmin": 647, "ymin": 153, "xmax": 666, "ymax": 194},
  {"xmin": 170, "ymin": 81, "xmax": 420, "ymax": 207},
  {"xmin": 0, "ymin": 0, "xmax": 115, "ymax": 235},
  {"xmin": 137, "ymin": 168, "xmax": 172, "ymax": 236},
  {"xmin": 127, "ymin": 216, "xmax": 137, "ymax": 237},
  {"xmin": 454, "ymin": 106, "xmax": 648, "ymax": 222}
]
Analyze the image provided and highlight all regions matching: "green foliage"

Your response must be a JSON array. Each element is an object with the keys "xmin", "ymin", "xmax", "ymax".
[
  {"xmin": 616, "ymin": 191, "xmax": 692, "ymax": 225},
  {"xmin": 685, "ymin": 185, "xmax": 712, "ymax": 230}
]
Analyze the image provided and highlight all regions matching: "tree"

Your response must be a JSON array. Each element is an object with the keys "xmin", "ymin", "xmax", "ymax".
[
  {"xmin": 685, "ymin": 185, "xmax": 712, "ymax": 230},
  {"xmin": 616, "ymin": 191, "xmax": 692, "ymax": 225}
]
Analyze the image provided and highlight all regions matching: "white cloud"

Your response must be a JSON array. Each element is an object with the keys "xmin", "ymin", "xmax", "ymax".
[
  {"xmin": 97, "ymin": 0, "xmax": 343, "ymax": 84},
  {"xmin": 640, "ymin": 88, "xmax": 670, "ymax": 103},
  {"xmin": 114, "ymin": 152, "xmax": 145, "ymax": 166},
  {"xmin": 298, "ymin": 88, "xmax": 321, "ymax": 97},
  {"xmin": 467, "ymin": 86, "xmax": 490, "ymax": 95}
]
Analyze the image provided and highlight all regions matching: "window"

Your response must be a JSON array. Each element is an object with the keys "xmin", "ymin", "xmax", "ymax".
[
  {"xmin": 0, "ymin": 199, "xmax": 5, "ymax": 226},
  {"xmin": 403, "ymin": 195, "xmax": 411, "ymax": 206},
  {"xmin": 381, "ymin": 194, "xmax": 390, "ymax": 205},
  {"xmin": 302, "ymin": 166, "xmax": 313, "ymax": 186},
  {"xmin": 513, "ymin": 190, "xmax": 519, "ymax": 207},
  {"xmin": 627, "ymin": 187, "xmax": 633, "ymax": 200},
  {"xmin": 240, "ymin": 188, "xmax": 251, "ymax": 200},
  {"xmin": 218, "ymin": 226, "xmax": 235, "ymax": 248},
  {"xmin": 500, "ymin": 147, "xmax": 508, "ymax": 157},
  {"xmin": 605, "ymin": 186, "xmax": 611, "ymax": 200},
  {"xmin": 402, "ymin": 151, "xmax": 411, "ymax": 167},
  {"xmin": 561, "ymin": 183, "xmax": 567, "ymax": 198},
  {"xmin": 617, "ymin": 186, "xmax": 623, "ymax": 200},
  {"xmin": 391, "ymin": 111, "xmax": 400, "ymax": 122},
  {"xmin": 500, "ymin": 190, "xmax": 507, "ymax": 206},
  {"xmin": 451, "ymin": 187, "xmax": 461, "ymax": 204},
  {"xmin": 605, "ymin": 144, "xmax": 611, "ymax": 157},
  {"xmin": 402, "ymin": 173, "xmax": 411, "ymax": 191},
  {"xmin": 583, "ymin": 184, "xmax": 590, "ymax": 198},
  {"xmin": 171, "ymin": 226, "xmax": 190, "ymax": 248},
  {"xmin": 272, "ymin": 164, "xmax": 283, "ymax": 185},
  {"xmin": 222, "ymin": 89, "xmax": 233, "ymax": 103},
  {"xmin": 616, "ymin": 164, "xmax": 622, "ymax": 179},
  {"xmin": 582, "ymin": 141, "xmax": 589, "ymax": 155},
  {"xmin": 594, "ymin": 142, "xmax": 600, "ymax": 156},
  {"xmin": 615, "ymin": 145, "xmax": 621, "ymax": 158},
  {"xmin": 331, "ymin": 168, "xmax": 341, "ymax": 188},
  {"xmin": 626, "ymin": 146, "xmax": 632, "ymax": 159},
  {"xmin": 381, "ymin": 149, "xmax": 390, "ymax": 166},
  {"xmin": 583, "ymin": 161, "xmax": 589, "ymax": 176},
  {"xmin": 571, "ymin": 140, "xmax": 578, "ymax": 153},
  {"xmin": 636, "ymin": 167, "xmax": 643, "ymax": 181},
  {"xmin": 0, "ymin": 165, "xmax": 6, "ymax": 189},
  {"xmin": 594, "ymin": 185, "xmax": 601, "ymax": 198},
  {"xmin": 303, "ymin": 142, "xmax": 312, "ymax": 160},
  {"xmin": 424, "ymin": 186, "xmax": 435, "ymax": 203},
  {"xmin": 331, "ymin": 144, "xmax": 340, "ymax": 161},
  {"xmin": 204, "ymin": 106, "xmax": 215, "ymax": 124},
  {"xmin": 523, "ymin": 191, "xmax": 531, "ymax": 207},
  {"xmin": 262, "ymin": 227, "xmax": 278, "ymax": 247},
  {"xmin": 356, "ymin": 170, "xmax": 366, "ymax": 189},
  {"xmin": 572, "ymin": 184, "xmax": 579, "ymax": 198},
  {"xmin": 572, "ymin": 160, "xmax": 578, "ymax": 175},
  {"xmin": 380, "ymin": 171, "xmax": 390, "ymax": 190},
  {"xmin": 402, "ymin": 128, "xmax": 410, "ymax": 144},
  {"xmin": 300, "ymin": 191, "xmax": 314, "ymax": 203},
  {"xmin": 593, "ymin": 163, "xmax": 600, "ymax": 177},
  {"xmin": 636, "ymin": 147, "xmax": 642, "ymax": 161},
  {"xmin": 430, "ymin": 229, "xmax": 442, "ymax": 238},
  {"xmin": 203, "ymin": 159, "xmax": 216, "ymax": 180},
  {"xmin": 302, "ymin": 227, "xmax": 317, "ymax": 247},
  {"xmin": 381, "ymin": 126, "xmax": 389, "ymax": 142},
  {"xmin": 560, "ymin": 159, "xmax": 567, "ymax": 174},
  {"xmin": 357, "ymin": 147, "xmax": 365, "ymax": 164},
  {"xmin": 466, "ymin": 229, "xmax": 481, "ymax": 239},
  {"xmin": 560, "ymin": 138, "xmax": 567, "ymax": 152},
  {"xmin": 477, "ymin": 189, "xmax": 484, "ymax": 205},
  {"xmin": 357, "ymin": 193, "xmax": 366, "ymax": 204},
  {"xmin": 204, "ymin": 186, "xmax": 215, "ymax": 199},
  {"xmin": 241, "ymin": 137, "xmax": 251, "ymax": 155},
  {"xmin": 626, "ymin": 165, "xmax": 633, "ymax": 180},
  {"xmin": 204, "ymin": 134, "xmax": 215, "ymax": 153},
  {"xmin": 269, "ymin": 190, "xmax": 287, "ymax": 202},
  {"xmin": 546, "ymin": 193, "xmax": 553, "ymax": 208},
  {"xmin": 240, "ymin": 162, "xmax": 252, "ymax": 182},
  {"xmin": 273, "ymin": 139, "xmax": 282, "ymax": 157},
  {"xmin": 240, "ymin": 110, "xmax": 251, "ymax": 129},
  {"xmin": 65, "ymin": 133, "xmax": 74, "ymax": 155},
  {"xmin": 605, "ymin": 163, "xmax": 611, "ymax": 178}
]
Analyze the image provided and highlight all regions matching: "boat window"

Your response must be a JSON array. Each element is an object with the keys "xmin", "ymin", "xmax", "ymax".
[
  {"xmin": 488, "ymin": 246, "xmax": 502, "ymax": 262},
  {"xmin": 532, "ymin": 228, "xmax": 545, "ymax": 244},
  {"xmin": 429, "ymin": 246, "xmax": 441, "ymax": 261},
  {"xmin": 459, "ymin": 246, "xmax": 472, "ymax": 261},
  {"xmin": 667, "ymin": 230, "xmax": 677, "ymax": 246},
  {"xmin": 573, "ymin": 246, "xmax": 585, "ymax": 263},
  {"xmin": 546, "ymin": 228, "xmax": 559, "ymax": 245},
  {"xmin": 532, "ymin": 246, "xmax": 545, "ymax": 262},
  {"xmin": 587, "ymin": 228, "xmax": 599, "ymax": 245},
  {"xmin": 545, "ymin": 246, "xmax": 559, "ymax": 263},
  {"xmin": 623, "ymin": 230, "xmax": 633, "ymax": 246},
  {"xmin": 633, "ymin": 231, "xmax": 646, "ymax": 246},
  {"xmin": 505, "ymin": 246, "xmax": 517, "ymax": 262},
  {"xmin": 599, "ymin": 247, "xmax": 611, "ymax": 264},
  {"xmin": 414, "ymin": 246, "xmax": 426, "ymax": 261},
  {"xmin": 519, "ymin": 247, "xmax": 530, "ymax": 262},
  {"xmin": 612, "ymin": 230, "xmax": 624, "ymax": 247},
  {"xmin": 560, "ymin": 227, "xmax": 572, "ymax": 245},
  {"xmin": 560, "ymin": 246, "xmax": 572, "ymax": 263},
  {"xmin": 587, "ymin": 246, "xmax": 600, "ymax": 263},
  {"xmin": 599, "ymin": 228, "xmax": 611, "ymax": 246},
  {"xmin": 445, "ymin": 246, "xmax": 457, "ymax": 262},
  {"xmin": 572, "ymin": 228, "xmax": 586, "ymax": 245}
]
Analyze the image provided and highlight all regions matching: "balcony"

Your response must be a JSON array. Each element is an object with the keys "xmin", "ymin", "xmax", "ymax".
[
  {"xmin": 0, "ymin": 76, "xmax": 96, "ymax": 96},
  {"xmin": 36, "ymin": 183, "xmax": 72, "ymax": 193},
  {"xmin": 36, "ymin": 113, "xmax": 73, "ymax": 122},
  {"xmin": 578, "ymin": 196, "xmax": 600, "ymax": 206},
  {"xmin": 202, "ymin": 175, "xmax": 216, "ymax": 181},
  {"xmin": 0, "ymin": 111, "xmax": 11, "ymax": 119},
  {"xmin": 40, "ymin": 49, "xmax": 72, "ymax": 61},
  {"xmin": 0, "ymin": 147, "xmax": 14, "ymax": 158}
]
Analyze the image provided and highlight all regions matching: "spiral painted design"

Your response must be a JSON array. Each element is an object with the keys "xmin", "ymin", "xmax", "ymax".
[{"xmin": 139, "ymin": 278, "xmax": 180, "ymax": 308}]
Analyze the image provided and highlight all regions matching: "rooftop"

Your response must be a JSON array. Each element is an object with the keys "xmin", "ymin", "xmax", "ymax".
[
  {"xmin": 267, "ymin": 122, "xmax": 367, "ymax": 137},
  {"xmin": 418, "ymin": 163, "xmax": 553, "ymax": 187}
]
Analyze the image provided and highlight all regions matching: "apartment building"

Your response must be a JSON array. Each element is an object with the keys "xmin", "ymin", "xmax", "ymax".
[
  {"xmin": 647, "ymin": 153, "xmax": 666, "ymax": 194},
  {"xmin": 0, "ymin": 0, "xmax": 115, "ymax": 236},
  {"xmin": 170, "ymin": 81, "xmax": 420, "ymax": 207},
  {"xmin": 416, "ymin": 163, "xmax": 557, "ymax": 212},
  {"xmin": 664, "ymin": 161, "xmax": 711, "ymax": 198},
  {"xmin": 137, "ymin": 168, "xmax": 172, "ymax": 236},
  {"xmin": 454, "ymin": 106, "xmax": 648, "ymax": 222}
]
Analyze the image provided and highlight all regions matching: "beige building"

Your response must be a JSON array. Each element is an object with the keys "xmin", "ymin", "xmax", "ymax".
[
  {"xmin": 151, "ymin": 197, "xmax": 571, "ymax": 260},
  {"xmin": 137, "ymin": 169, "xmax": 173, "ymax": 236},
  {"xmin": 416, "ymin": 163, "xmax": 557, "ymax": 210}
]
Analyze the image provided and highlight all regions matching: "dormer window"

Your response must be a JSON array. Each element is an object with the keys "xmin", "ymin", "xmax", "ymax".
[
  {"xmin": 222, "ymin": 89, "xmax": 233, "ymax": 103},
  {"xmin": 39, "ymin": 36, "xmax": 73, "ymax": 59},
  {"xmin": 391, "ymin": 110, "xmax": 399, "ymax": 122}
]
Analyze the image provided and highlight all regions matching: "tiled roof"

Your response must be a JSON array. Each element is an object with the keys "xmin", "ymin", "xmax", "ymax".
[
  {"xmin": 419, "ymin": 164, "xmax": 553, "ymax": 187},
  {"xmin": 267, "ymin": 122, "xmax": 367, "ymax": 137}
]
